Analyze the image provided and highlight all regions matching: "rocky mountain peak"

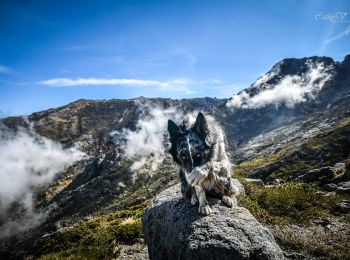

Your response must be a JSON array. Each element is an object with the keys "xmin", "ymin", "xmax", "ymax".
[
  {"xmin": 271, "ymin": 56, "xmax": 334, "ymax": 76},
  {"xmin": 225, "ymin": 55, "xmax": 345, "ymax": 112},
  {"xmin": 341, "ymin": 53, "xmax": 350, "ymax": 67}
]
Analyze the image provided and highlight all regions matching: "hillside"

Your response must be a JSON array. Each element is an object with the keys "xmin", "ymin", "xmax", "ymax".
[{"xmin": 1, "ymin": 54, "xmax": 350, "ymax": 259}]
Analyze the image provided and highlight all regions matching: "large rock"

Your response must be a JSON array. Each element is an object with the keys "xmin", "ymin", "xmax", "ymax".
[
  {"xmin": 322, "ymin": 183, "xmax": 338, "ymax": 192},
  {"xmin": 293, "ymin": 167, "xmax": 335, "ymax": 182},
  {"xmin": 336, "ymin": 181, "xmax": 350, "ymax": 194},
  {"xmin": 142, "ymin": 184, "xmax": 284, "ymax": 260},
  {"xmin": 245, "ymin": 178, "xmax": 265, "ymax": 186},
  {"xmin": 334, "ymin": 200, "xmax": 350, "ymax": 214}
]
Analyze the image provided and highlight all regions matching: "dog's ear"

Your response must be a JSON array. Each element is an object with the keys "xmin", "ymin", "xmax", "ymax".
[
  {"xmin": 194, "ymin": 112, "xmax": 209, "ymax": 139},
  {"xmin": 168, "ymin": 119, "xmax": 181, "ymax": 142}
]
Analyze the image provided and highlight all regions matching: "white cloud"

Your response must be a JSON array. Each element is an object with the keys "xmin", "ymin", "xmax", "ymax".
[
  {"xmin": 0, "ymin": 65, "xmax": 13, "ymax": 74},
  {"xmin": 39, "ymin": 77, "xmax": 194, "ymax": 94},
  {"xmin": 324, "ymin": 25, "xmax": 350, "ymax": 45},
  {"xmin": 111, "ymin": 106, "xmax": 184, "ymax": 177},
  {"xmin": 111, "ymin": 107, "xmax": 223, "ymax": 182},
  {"xmin": 40, "ymin": 78, "xmax": 167, "ymax": 87},
  {"xmin": 0, "ymin": 124, "xmax": 86, "ymax": 238},
  {"xmin": 226, "ymin": 60, "xmax": 333, "ymax": 109}
]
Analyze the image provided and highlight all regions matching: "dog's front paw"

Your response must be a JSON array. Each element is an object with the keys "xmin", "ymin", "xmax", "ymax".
[
  {"xmin": 191, "ymin": 193, "xmax": 198, "ymax": 205},
  {"xmin": 222, "ymin": 196, "xmax": 237, "ymax": 208},
  {"xmin": 198, "ymin": 205, "xmax": 212, "ymax": 215}
]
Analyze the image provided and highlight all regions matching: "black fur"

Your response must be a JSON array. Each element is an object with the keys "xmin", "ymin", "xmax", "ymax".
[{"xmin": 168, "ymin": 113, "xmax": 211, "ymax": 196}]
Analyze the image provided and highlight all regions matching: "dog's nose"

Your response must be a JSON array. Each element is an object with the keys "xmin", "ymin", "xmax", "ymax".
[{"xmin": 179, "ymin": 151, "xmax": 187, "ymax": 159}]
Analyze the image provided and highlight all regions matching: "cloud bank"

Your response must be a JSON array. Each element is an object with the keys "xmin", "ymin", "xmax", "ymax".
[
  {"xmin": 111, "ymin": 105, "xmax": 185, "ymax": 176},
  {"xmin": 39, "ymin": 77, "xmax": 194, "ymax": 94},
  {"xmin": 0, "ymin": 124, "xmax": 85, "ymax": 238},
  {"xmin": 226, "ymin": 61, "xmax": 333, "ymax": 109}
]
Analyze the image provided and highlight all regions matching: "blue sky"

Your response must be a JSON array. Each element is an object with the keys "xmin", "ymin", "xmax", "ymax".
[{"xmin": 0, "ymin": 0, "xmax": 349, "ymax": 116}]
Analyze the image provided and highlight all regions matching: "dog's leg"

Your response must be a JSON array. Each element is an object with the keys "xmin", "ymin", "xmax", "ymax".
[
  {"xmin": 185, "ymin": 164, "xmax": 209, "ymax": 187},
  {"xmin": 214, "ymin": 175, "xmax": 238, "ymax": 208},
  {"xmin": 179, "ymin": 170, "xmax": 191, "ymax": 198},
  {"xmin": 190, "ymin": 187, "xmax": 198, "ymax": 205},
  {"xmin": 194, "ymin": 185, "xmax": 211, "ymax": 215},
  {"xmin": 210, "ymin": 160, "xmax": 231, "ymax": 178}
]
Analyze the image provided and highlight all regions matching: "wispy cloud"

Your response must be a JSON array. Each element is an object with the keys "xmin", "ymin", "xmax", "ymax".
[
  {"xmin": 39, "ymin": 77, "xmax": 194, "ymax": 94},
  {"xmin": 40, "ymin": 78, "xmax": 168, "ymax": 87},
  {"xmin": 0, "ymin": 65, "xmax": 13, "ymax": 74},
  {"xmin": 324, "ymin": 25, "xmax": 350, "ymax": 45}
]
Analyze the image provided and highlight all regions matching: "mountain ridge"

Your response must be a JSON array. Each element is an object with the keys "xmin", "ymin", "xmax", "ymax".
[{"xmin": 1, "ymin": 54, "xmax": 350, "ymax": 259}]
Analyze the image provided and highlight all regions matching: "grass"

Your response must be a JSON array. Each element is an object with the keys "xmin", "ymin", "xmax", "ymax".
[
  {"xmin": 238, "ymin": 179, "xmax": 350, "ymax": 259},
  {"xmin": 238, "ymin": 179, "xmax": 350, "ymax": 225},
  {"xmin": 35, "ymin": 157, "xmax": 176, "ymax": 260},
  {"xmin": 233, "ymin": 146, "xmax": 290, "ymax": 178},
  {"xmin": 270, "ymin": 223, "xmax": 350, "ymax": 260},
  {"xmin": 36, "ymin": 202, "xmax": 148, "ymax": 260}
]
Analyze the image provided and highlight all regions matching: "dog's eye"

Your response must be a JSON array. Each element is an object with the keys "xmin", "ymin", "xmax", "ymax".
[{"xmin": 195, "ymin": 153, "xmax": 201, "ymax": 158}]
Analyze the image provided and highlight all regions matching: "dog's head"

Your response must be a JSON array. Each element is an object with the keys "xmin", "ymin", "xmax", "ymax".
[{"xmin": 167, "ymin": 112, "xmax": 211, "ymax": 173}]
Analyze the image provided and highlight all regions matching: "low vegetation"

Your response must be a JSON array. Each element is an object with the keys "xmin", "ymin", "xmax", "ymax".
[
  {"xmin": 36, "ymin": 202, "xmax": 148, "ymax": 260},
  {"xmin": 238, "ymin": 179, "xmax": 349, "ymax": 225},
  {"xmin": 271, "ymin": 224, "xmax": 350, "ymax": 260},
  {"xmin": 238, "ymin": 179, "xmax": 350, "ymax": 259},
  {"xmin": 234, "ymin": 116, "xmax": 350, "ymax": 181}
]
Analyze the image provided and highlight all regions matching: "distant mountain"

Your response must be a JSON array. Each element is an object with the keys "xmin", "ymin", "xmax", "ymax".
[
  {"xmin": 220, "ymin": 54, "xmax": 350, "ymax": 148},
  {"xmin": 1, "ymin": 54, "xmax": 349, "ymax": 258}
]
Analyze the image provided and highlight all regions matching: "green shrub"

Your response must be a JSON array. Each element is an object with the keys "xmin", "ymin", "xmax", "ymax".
[
  {"xmin": 36, "ymin": 201, "xmax": 148, "ymax": 259},
  {"xmin": 238, "ymin": 179, "xmax": 348, "ymax": 225}
]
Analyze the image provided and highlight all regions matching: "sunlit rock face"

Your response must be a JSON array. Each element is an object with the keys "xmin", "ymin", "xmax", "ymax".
[{"xmin": 142, "ymin": 184, "xmax": 284, "ymax": 260}]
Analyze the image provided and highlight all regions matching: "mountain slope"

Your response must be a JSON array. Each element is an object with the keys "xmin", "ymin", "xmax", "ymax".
[{"xmin": 0, "ymin": 54, "xmax": 350, "ymax": 259}]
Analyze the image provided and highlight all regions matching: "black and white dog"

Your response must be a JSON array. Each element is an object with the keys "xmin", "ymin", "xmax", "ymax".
[{"xmin": 168, "ymin": 112, "xmax": 240, "ymax": 215}]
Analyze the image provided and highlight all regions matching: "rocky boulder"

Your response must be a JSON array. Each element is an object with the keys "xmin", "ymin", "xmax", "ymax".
[
  {"xmin": 245, "ymin": 178, "xmax": 265, "ymax": 186},
  {"xmin": 336, "ymin": 181, "xmax": 350, "ymax": 194},
  {"xmin": 334, "ymin": 200, "xmax": 350, "ymax": 214},
  {"xmin": 293, "ymin": 167, "xmax": 335, "ymax": 182},
  {"xmin": 142, "ymin": 184, "xmax": 284, "ymax": 260},
  {"xmin": 322, "ymin": 183, "xmax": 338, "ymax": 192}
]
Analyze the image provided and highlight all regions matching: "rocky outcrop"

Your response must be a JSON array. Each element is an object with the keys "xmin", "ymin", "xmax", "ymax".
[
  {"xmin": 337, "ymin": 181, "xmax": 350, "ymax": 194},
  {"xmin": 322, "ymin": 183, "xmax": 338, "ymax": 191},
  {"xmin": 293, "ymin": 166, "xmax": 335, "ymax": 182},
  {"xmin": 142, "ymin": 184, "xmax": 284, "ymax": 260},
  {"xmin": 334, "ymin": 200, "xmax": 350, "ymax": 214},
  {"xmin": 293, "ymin": 166, "xmax": 350, "ymax": 194},
  {"xmin": 245, "ymin": 178, "xmax": 265, "ymax": 186}
]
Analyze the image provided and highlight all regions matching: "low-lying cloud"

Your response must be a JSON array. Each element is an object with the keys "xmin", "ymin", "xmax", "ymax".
[
  {"xmin": 111, "ymin": 105, "xmax": 185, "ymax": 176},
  {"xmin": 226, "ymin": 61, "xmax": 333, "ymax": 109},
  {"xmin": 0, "ymin": 124, "xmax": 85, "ymax": 238}
]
